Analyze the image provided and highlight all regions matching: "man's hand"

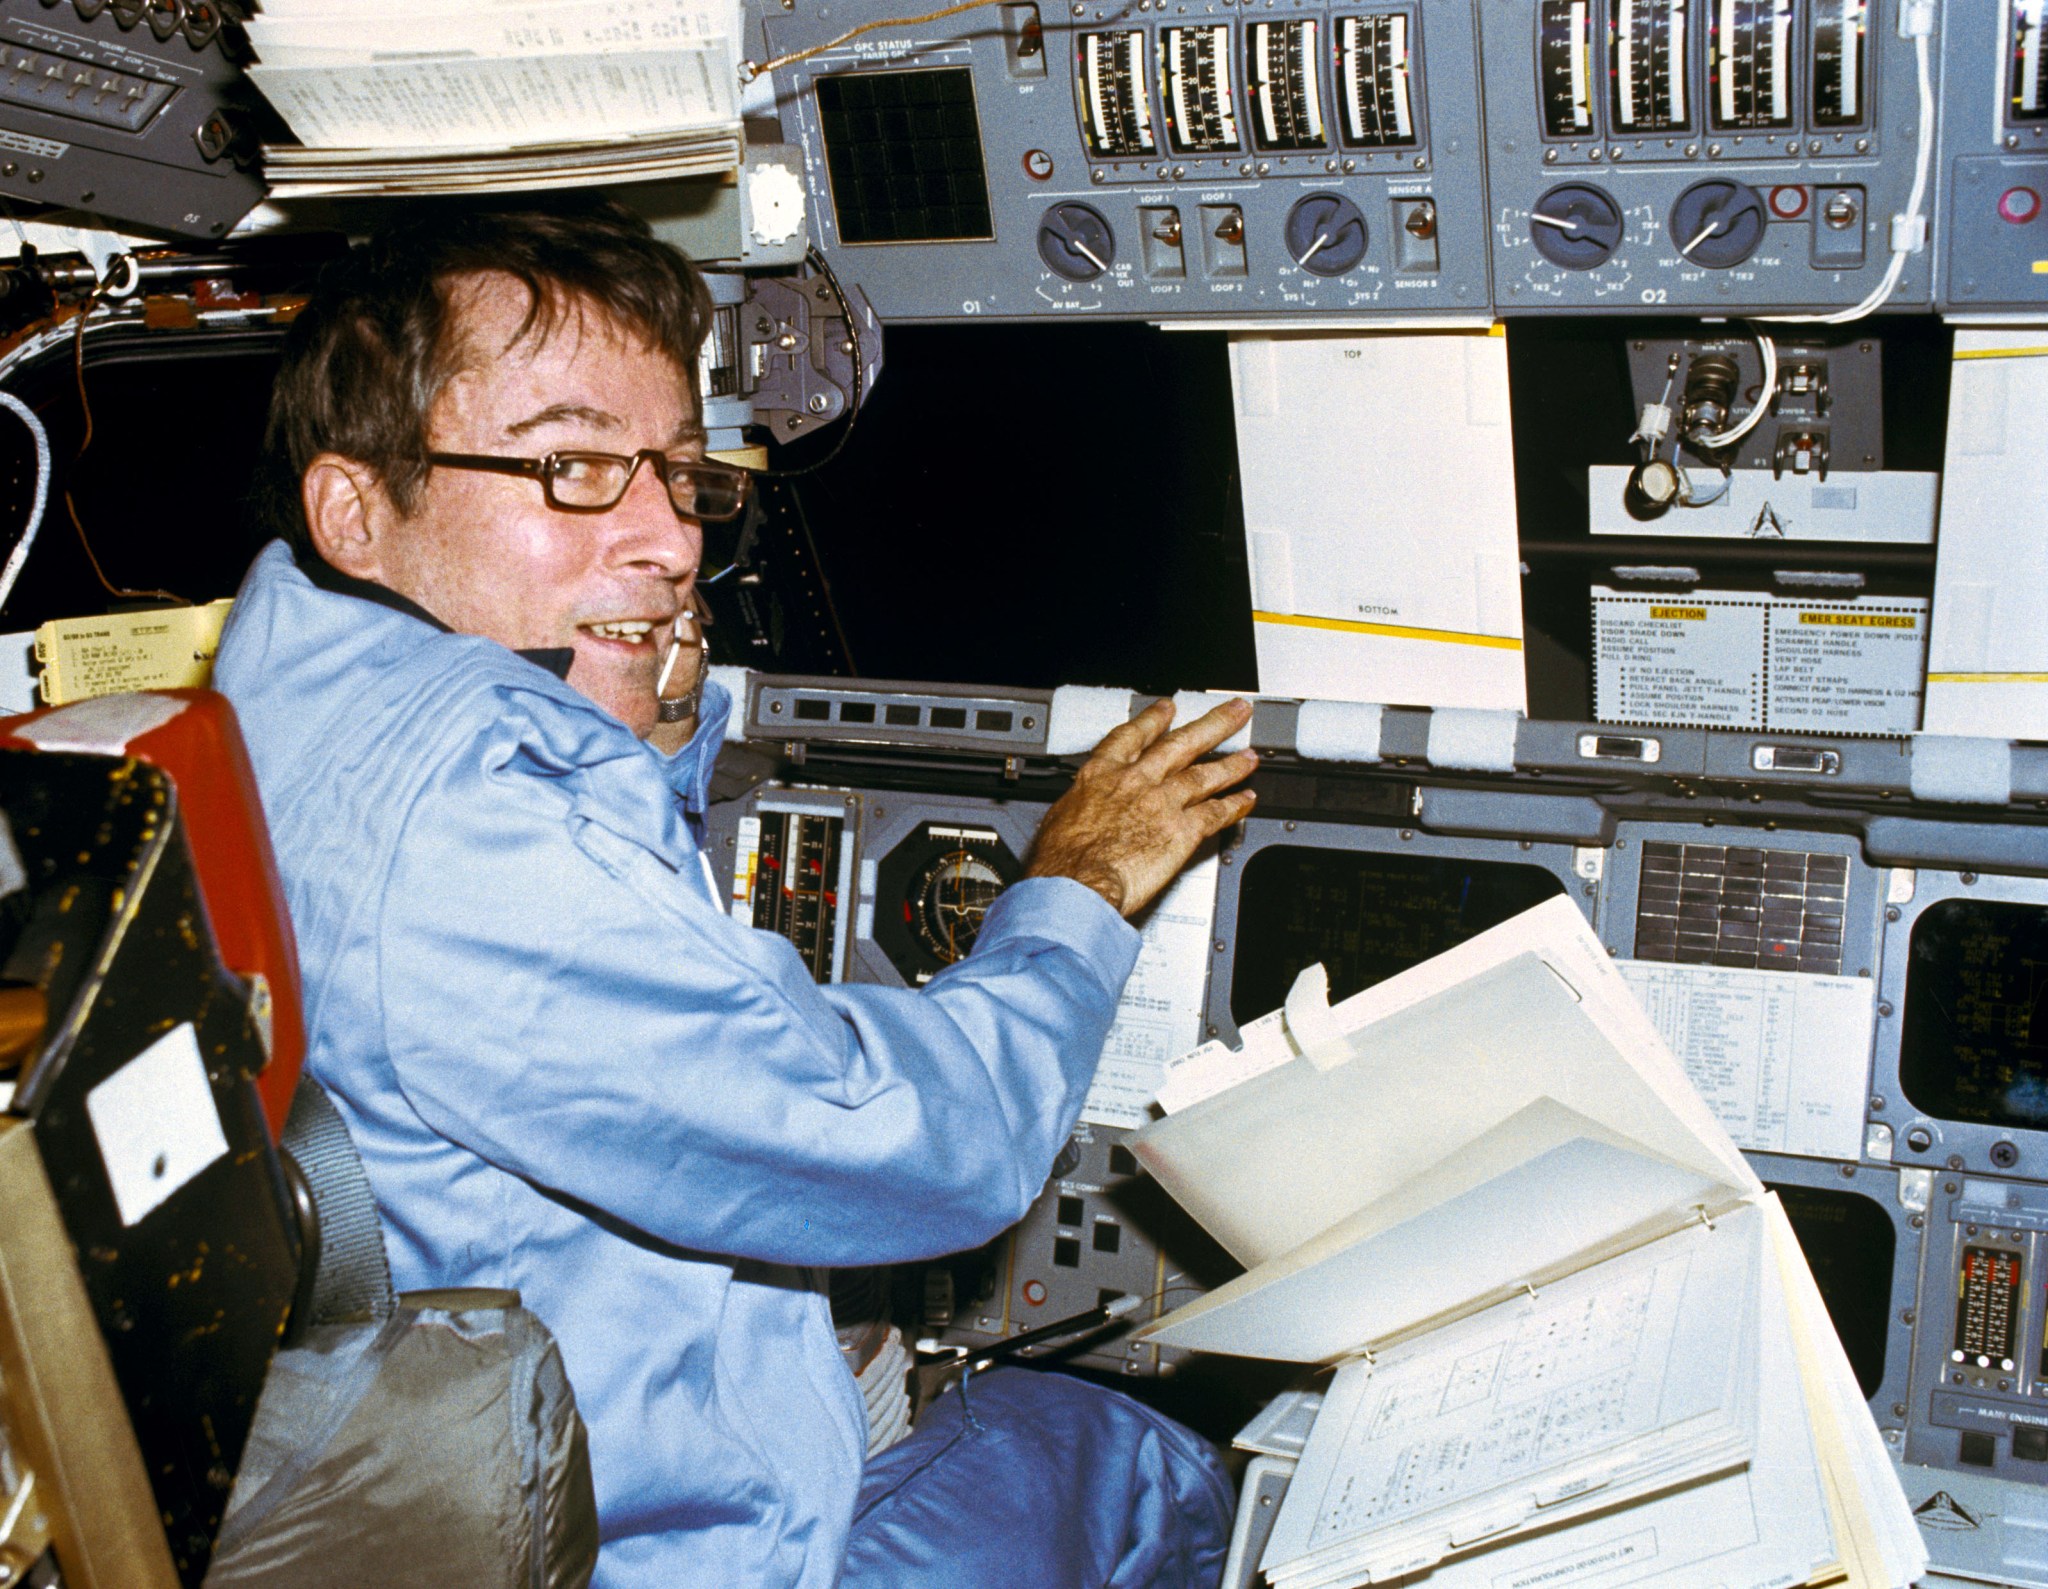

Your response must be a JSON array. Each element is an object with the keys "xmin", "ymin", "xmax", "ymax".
[{"xmin": 1025, "ymin": 698, "xmax": 1258, "ymax": 918}]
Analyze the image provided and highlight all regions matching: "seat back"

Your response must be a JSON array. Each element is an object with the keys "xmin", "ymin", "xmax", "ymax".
[{"xmin": 0, "ymin": 690, "xmax": 305, "ymax": 1585}]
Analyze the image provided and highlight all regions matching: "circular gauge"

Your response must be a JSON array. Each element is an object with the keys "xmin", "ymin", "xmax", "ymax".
[
  {"xmin": 872, "ymin": 821, "xmax": 1023, "ymax": 984},
  {"xmin": 1528, "ymin": 183, "xmax": 1625, "ymax": 270},
  {"xmin": 1669, "ymin": 180, "xmax": 1768, "ymax": 269},
  {"xmin": 909, "ymin": 849, "xmax": 1007, "ymax": 965},
  {"xmin": 1284, "ymin": 193, "xmax": 1369, "ymax": 276},
  {"xmin": 1038, "ymin": 203, "xmax": 1117, "ymax": 280}
]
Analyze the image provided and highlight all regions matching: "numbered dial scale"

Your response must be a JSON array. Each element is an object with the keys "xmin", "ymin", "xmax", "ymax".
[
  {"xmin": 1535, "ymin": 1, "xmax": 1869, "ymax": 147},
  {"xmin": 1073, "ymin": 11, "xmax": 1421, "ymax": 169}
]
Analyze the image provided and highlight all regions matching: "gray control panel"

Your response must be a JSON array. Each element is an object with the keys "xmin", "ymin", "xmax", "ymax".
[
  {"xmin": 1936, "ymin": 0, "xmax": 2048, "ymax": 312},
  {"xmin": 747, "ymin": 0, "xmax": 1956, "ymax": 322},
  {"xmin": 1480, "ymin": 0, "xmax": 1933, "ymax": 315},
  {"xmin": 751, "ymin": 0, "xmax": 1495, "ymax": 321},
  {"xmin": 700, "ymin": 670, "xmax": 2048, "ymax": 1584}
]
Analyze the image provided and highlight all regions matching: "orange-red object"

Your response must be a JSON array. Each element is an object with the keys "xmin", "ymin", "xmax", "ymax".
[{"xmin": 0, "ymin": 690, "xmax": 305, "ymax": 1141}]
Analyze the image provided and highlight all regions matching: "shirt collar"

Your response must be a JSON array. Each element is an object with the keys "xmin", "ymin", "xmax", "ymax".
[{"xmin": 293, "ymin": 545, "xmax": 576, "ymax": 681}]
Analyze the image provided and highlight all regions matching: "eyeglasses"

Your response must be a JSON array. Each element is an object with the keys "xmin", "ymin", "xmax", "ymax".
[{"xmin": 425, "ymin": 449, "xmax": 753, "ymax": 523}]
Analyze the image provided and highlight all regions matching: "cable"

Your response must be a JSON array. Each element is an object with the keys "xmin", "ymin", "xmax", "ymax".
[
  {"xmin": 744, "ymin": 0, "xmax": 1002, "ymax": 81},
  {"xmin": 1763, "ymin": 24, "xmax": 1934, "ymax": 327},
  {"xmin": 755, "ymin": 246, "xmax": 867, "ymax": 481},
  {"xmin": 1693, "ymin": 327, "xmax": 1777, "ymax": 451},
  {"xmin": 1675, "ymin": 466, "xmax": 1732, "ymax": 508},
  {"xmin": 65, "ymin": 267, "xmax": 188, "ymax": 606},
  {"xmin": 0, "ymin": 389, "xmax": 50, "ymax": 616}
]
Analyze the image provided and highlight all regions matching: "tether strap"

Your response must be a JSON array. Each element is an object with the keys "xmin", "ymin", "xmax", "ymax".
[{"xmin": 282, "ymin": 1081, "xmax": 394, "ymax": 1325}]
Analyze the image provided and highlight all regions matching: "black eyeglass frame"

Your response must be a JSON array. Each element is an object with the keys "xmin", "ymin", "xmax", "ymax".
[{"xmin": 423, "ymin": 448, "xmax": 754, "ymax": 523}]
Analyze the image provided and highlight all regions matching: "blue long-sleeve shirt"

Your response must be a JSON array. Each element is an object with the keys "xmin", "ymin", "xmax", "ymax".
[{"xmin": 214, "ymin": 541, "xmax": 1141, "ymax": 1587}]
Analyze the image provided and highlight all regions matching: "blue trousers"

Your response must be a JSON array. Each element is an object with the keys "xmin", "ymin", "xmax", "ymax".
[{"xmin": 840, "ymin": 1368, "xmax": 1234, "ymax": 1588}]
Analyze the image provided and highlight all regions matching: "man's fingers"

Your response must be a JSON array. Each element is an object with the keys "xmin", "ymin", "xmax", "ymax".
[
  {"xmin": 1175, "ymin": 747, "xmax": 1260, "ymax": 802},
  {"xmin": 1137, "ymin": 698, "xmax": 1252, "ymax": 775},
  {"xmin": 1194, "ymin": 788, "xmax": 1258, "ymax": 838},
  {"xmin": 1089, "ymin": 698, "xmax": 1176, "ymax": 767}
]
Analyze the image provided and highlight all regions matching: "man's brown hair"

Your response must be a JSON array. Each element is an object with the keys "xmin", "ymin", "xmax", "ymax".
[{"xmin": 256, "ymin": 199, "xmax": 713, "ymax": 560}]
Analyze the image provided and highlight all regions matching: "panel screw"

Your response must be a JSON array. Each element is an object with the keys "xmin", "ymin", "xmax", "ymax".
[
  {"xmin": 1902, "ymin": 1309, "xmax": 1915, "ymax": 1325},
  {"xmin": 1948, "ymin": 1155, "xmax": 1965, "ymax": 1170},
  {"xmin": 1878, "ymin": 1001, "xmax": 1893, "ymax": 1018},
  {"xmin": 1886, "ymin": 906, "xmax": 1900, "ymax": 922}
]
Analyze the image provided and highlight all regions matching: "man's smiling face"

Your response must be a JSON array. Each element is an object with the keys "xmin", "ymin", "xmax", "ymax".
[{"xmin": 347, "ymin": 271, "xmax": 703, "ymax": 739}]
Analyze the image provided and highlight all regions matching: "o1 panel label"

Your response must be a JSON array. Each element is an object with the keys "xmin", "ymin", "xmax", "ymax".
[{"xmin": 1593, "ymin": 588, "xmax": 1927, "ymax": 734}]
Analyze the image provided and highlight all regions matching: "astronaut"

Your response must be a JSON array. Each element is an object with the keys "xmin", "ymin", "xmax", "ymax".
[{"xmin": 213, "ymin": 200, "xmax": 1255, "ymax": 1587}]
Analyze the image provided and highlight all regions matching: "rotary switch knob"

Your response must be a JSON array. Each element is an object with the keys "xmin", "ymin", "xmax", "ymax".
[
  {"xmin": 1528, "ymin": 183, "xmax": 1625, "ymax": 270},
  {"xmin": 1038, "ymin": 203, "xmax": 1117, "ymax": 281},
  {"xmin": 1284, "ymin": 193, "xmax": 1369, "ymax": 276},
  {"xmin": 1669, "ymin": 180, "xmax": 1768, "ymax": 269}
]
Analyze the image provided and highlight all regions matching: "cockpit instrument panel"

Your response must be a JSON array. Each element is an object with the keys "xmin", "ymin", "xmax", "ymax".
[
  {"xmin": 756, "ymin": 0, "xmax": 1490, "ymax": 321},
  {"xmin": 1936, "ymin": 2, "xmax": 2048, "ymax": 312},
  {"xmin": 702, "ymin": 675, "xmax": 2048, "ymax": 1584},
  {"xmin": 1485, "ymin": 0, "xmax": 1926, "ymax": 313}
]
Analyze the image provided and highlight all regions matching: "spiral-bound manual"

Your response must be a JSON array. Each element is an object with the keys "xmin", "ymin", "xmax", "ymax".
[{"xmin": 1132, "ymin": 897, "xmax": 1924, "ymax": 1588}]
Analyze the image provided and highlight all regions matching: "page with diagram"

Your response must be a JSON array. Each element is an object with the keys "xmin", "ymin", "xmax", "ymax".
[
  {"xmin": 1260, "ymin": 1206, "xmax": 1765, "ymax": 1589},
  {"xmin": 1366, "ymin": 1207, "xmax": 1838, "ymax": 1589}
]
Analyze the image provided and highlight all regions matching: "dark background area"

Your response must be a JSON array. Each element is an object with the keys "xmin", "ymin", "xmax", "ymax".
[{"xmin": 0, "ymin": 313, "xmax": 1955, "ymax": 722}]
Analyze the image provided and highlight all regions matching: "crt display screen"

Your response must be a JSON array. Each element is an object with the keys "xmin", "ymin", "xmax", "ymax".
[
  {"xmin": 1228, "ymin": 845, "xmax": 1566, "ymax": 1024},
  {"xmin": 1771, "ymin": 1183, "xmax": 1894, "ymax": 1398},
  {"xmin": 1899, "ymin": 899, "xmax": 2048, "ymax": 1130}
]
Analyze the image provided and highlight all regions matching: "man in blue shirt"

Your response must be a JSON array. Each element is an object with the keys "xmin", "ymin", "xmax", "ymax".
[{"xmin": 216, "ymin": 202, "xmax": 1255, "ymax": 1587}]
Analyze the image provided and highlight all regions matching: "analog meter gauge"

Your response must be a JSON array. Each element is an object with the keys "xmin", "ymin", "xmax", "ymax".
[
  {"xmin": 1709, "ymin": 0, "xmax": 1794, "ymax": 131},
  {"xmin": 1038, "ymin": 203, "xmax": 1116, "ymax": 281},
  {"xmin": 1528, "ymin": 183, "xmax": 1625, "ymax": 269},
  {"xmin": 1284, "ymin": 193, "xmax": 1369, "ymax": 275},
  {"xmin": 871, "ymin": 821, "xmax": 1022, "ymax": 984},
  {"xmin": 1608, "ymin": 0, "xmax": 1692, "ymax": 134},
  {"xmin": 1670, "ymin": 179, "xmax": 1767, "ymax": 267},
  {"xmin": 910, "ymin": 851, "xmax": 1006, "ymax": 964},
  {"xmin": 1810, "ymin": 0, "xmax": 1870, "ymax": 128},
  {"xmin": 1245, "ymin": 19, "xmax": 1324, "ymax": 150}
]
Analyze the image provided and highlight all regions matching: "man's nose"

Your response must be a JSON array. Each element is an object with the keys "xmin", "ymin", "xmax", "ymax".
[{"xmin": 605, "ymin": 456, "xmax": 700, "ymax": 577}]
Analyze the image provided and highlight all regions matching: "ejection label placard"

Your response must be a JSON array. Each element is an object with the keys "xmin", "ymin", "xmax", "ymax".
[{"xmin": 1592, "ymin": 589, "xmax": 1927, "ymax": 735}]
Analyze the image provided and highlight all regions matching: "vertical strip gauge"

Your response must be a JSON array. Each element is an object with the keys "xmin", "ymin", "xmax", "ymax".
[
  {"xmin": 1710, "ymin": 0, "xmax": 1794, "ymax": 130},
  {"xmin": 1610, "ymin": 0, "xmax": 1690, "ymax": 134},
  {"xmin": 1077, "ymin": 30, "xmax": 1158, "ymax": 158},
  {"xmin": 1539, "ymin": 0, "xmax": 1596, "ymax": 138},
  {"xmin": 1337, "ymin": 14, "xmax": 1417, "ymax": 148},
  {"xmin": 1160, "ymin": 24, "xmax": 1240, "ymax": 153},
  {"xmin": 1246, "ymin": 19, "xmax": 1325, "ymax": 150},
  {"xmin": 2014, "ymin": 0, "xmax": 2047, "ymax": 124},
  {"xmin": 1810, "ymin": 0, "xmax": 1867, "ymax": 126}
]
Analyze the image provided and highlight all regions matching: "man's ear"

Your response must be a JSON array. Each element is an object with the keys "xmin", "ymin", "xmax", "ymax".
[{"xmin": 303, "ymin": 455, "xmax": 393, "ymax": 580}]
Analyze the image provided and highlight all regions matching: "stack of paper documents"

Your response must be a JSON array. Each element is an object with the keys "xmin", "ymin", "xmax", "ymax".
[
  {"xmin": 1136, "ymin": 898, "xmax": 1926, "ymax": 1589},
  {"xmin": 245, "ymin": 0, "xmax": 742, "ymax": 198}
]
